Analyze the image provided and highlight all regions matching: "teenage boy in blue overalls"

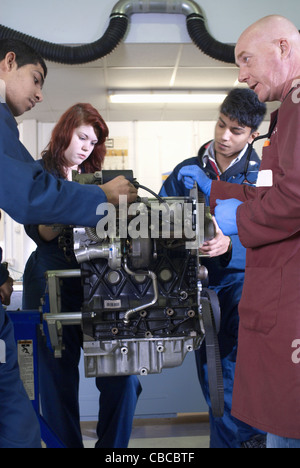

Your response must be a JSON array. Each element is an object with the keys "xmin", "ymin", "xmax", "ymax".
[{"xmin": 0, "ymin": 38, "xmax": 138, "ymax": 448}]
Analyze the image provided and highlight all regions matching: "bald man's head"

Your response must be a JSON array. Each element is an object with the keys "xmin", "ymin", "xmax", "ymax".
[
  {"xmin": 239, "ymin": 16, "xmax": 300, "ymax": 45},
  {"xmin": 235, "ymin": 15, "xmax": 300, "ymax": 102}
]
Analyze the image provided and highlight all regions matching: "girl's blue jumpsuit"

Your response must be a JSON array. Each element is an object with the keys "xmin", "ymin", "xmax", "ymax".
[
  {"xmin": 0, "ymin": 101, "xmax": 137, "ymax": 447},
  {"xmin": 22, "ymin": 160, "xmax": 142, "ymax": 448},
  {"xmin": 159, "ymin": 141, "xmax": 265, "ymax": 448}
]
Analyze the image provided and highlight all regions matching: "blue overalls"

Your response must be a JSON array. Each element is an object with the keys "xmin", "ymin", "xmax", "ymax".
[
  {"xmin": 0, "ymin": 256, "xmax": 41, "ymax": 448},
  {"xmin": 0, "ymin": 101, "xmax": 112, "ymax": 447},
  {"xmin": 22, "ymin": 160, "xmax": 142, "ymax": 448},
  {"xmin": 159, "ymin": 141, "xmax": 265, "ymax": 448}
]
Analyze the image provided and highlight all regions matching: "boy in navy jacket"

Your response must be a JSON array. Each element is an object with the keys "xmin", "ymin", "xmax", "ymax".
[
  {"xmin": 160, "ymin": 89, "xmax": 266, "ymax": 448},
  {"xmin": 0, "ymin": 39, "xmax": 137, "ymax": 448}
]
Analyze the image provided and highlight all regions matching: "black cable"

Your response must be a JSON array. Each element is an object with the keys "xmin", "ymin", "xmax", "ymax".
[
  {"xmin": 134, "ymin": 182, "xmax": 165, "ymax": 204},
  {"xmin": 243, "ymin": 115, "xmax": 278, "ymax": 184}
]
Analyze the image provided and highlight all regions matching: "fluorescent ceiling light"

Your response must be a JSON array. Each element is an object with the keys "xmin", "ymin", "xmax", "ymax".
[{"xmin": 108, "ymin": 92, "xmax": 227, "ymax": 104}]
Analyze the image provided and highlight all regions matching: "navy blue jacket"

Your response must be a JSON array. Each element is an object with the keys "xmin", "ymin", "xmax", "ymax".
[{"xmin": 0, "ymin": 102, "xmax": 108, "ymax": 280}]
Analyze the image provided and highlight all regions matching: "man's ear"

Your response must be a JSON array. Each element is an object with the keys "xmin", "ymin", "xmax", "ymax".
[
  {"xmin": 4, "ymin": 51, "xmax": 17, "ymax": 71},
  {"xmin": 279, "ymin": 38, "xmax": 291, "ymax": 59},
  {"xmin": 248, "ymin": 131, "xmax": 259, "ymax": 144}
]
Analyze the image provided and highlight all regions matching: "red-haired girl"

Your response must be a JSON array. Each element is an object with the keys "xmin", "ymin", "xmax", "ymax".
[{"xmin": 23, "ymin": 103, "xmax": 141, "ymax": 448}]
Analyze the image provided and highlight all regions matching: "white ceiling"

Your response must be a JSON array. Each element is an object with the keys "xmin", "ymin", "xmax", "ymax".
[{"xmin": 19, "ymin": 42, "xmax": 277, "ymax": 124}]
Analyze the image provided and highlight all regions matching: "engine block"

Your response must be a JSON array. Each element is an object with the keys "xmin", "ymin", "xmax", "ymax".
[
  {"xmin": 43, "ymin": 172, "xmax": 219, "ymax": 379},
  {"xmin": 78, "ymin": 228, "xmax": 203, "ymax": 376}
]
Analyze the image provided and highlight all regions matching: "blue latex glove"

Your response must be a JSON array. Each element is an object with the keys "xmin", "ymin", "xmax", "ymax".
[
  {"xmin": 215, "ymin": 199, "xmax": 243, "ymax": 236},
  {"xmin": 178, "ymin": 165, "xmax": 212, "ymax": 196}
]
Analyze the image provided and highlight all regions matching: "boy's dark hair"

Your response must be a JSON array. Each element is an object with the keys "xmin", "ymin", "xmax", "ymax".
[
  {"xmin": 220, "ymin": 88, "xmax": 266, "ymax": 131},
  {"xmin": 0, "ymin": 38, "xmax": 47, "ymax": 78}
]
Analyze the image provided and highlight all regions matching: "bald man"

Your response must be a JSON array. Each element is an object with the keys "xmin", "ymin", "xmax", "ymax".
[
  {"xmin": 178, "ymin": 16, "xmax": 300, "ymax": 448},
  {"xmin": 236, "ymin": 15, "xmax": 300, "ymax": 102}
]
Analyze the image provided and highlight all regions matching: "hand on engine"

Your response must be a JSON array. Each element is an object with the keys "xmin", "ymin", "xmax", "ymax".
[
  {"xmin": 200, "ymin": 217, "xmax": 232, "ymax": 257},
  {"xmin": 100, "ymin": 176, "xmax": 138, "ymax": 205},
  {"xmin": 178, "ymin": 165, "xmax": 212, "ymax": 196},
  {"xmin": 0, "ymin": 276, "xmax": 14, "ymax": 306},
  {"xmin": 214, "ymin": 199, "xmax": 243, "ymax": 236}
]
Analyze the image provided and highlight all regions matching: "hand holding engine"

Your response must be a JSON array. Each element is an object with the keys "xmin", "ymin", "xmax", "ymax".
[
  {"xmin": 214, "ymin": 198, "xmax": 243, "ymax": 236},
  {"xmin": 100, "ymin": 175, "xmax": 138, "ymax": 205}
]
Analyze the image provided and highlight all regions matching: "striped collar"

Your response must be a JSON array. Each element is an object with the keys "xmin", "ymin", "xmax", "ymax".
[{"xmin": 202, "ymin": 140, "xmax": 248, "ymax": 176}]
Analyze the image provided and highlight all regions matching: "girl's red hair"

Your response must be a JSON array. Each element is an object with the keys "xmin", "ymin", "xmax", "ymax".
[{"xmin": 42, "ymin": 103, "xmax": 109, "ymax": 178}]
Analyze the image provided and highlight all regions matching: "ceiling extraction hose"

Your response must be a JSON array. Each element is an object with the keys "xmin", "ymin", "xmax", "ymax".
[
  {"xmin": 0, "ymin": 15, "xmax": 129, "ymax": 65},
  {"xmin": 186, "ymin": 14, "xmax": 235, "ymax": 63},
  {"xmin": 0, "ymin": 0, "xmax": 236, "ymax": 64}
]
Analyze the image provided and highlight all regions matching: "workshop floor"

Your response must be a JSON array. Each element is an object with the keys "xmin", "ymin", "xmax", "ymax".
[{"xmin": 81, "ymin": 413, "xmax": 210, "ymax": 449}]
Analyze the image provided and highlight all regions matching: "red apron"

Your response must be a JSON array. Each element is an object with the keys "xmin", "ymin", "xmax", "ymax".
[{"xmin": 210, "ymin": 86, "xmax": 300, "ymax": 438}]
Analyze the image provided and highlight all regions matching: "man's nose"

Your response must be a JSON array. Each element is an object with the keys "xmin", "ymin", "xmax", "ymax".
[
  {"xmin": 221, "ymin": 128, "xmax": 231, "ymax": 140},
  {"xmin": 238, "ymin": 67, "xmax": 249, "ymax": 84},
  {"xmin": 35, "ymin": 89, "xmax": 43, "ymax": 103}
]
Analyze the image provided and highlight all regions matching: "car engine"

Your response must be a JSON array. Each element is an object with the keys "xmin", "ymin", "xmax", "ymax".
[{"xmin": 43, "ymin": 171, "xmax": 223, "ymax": 415}]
